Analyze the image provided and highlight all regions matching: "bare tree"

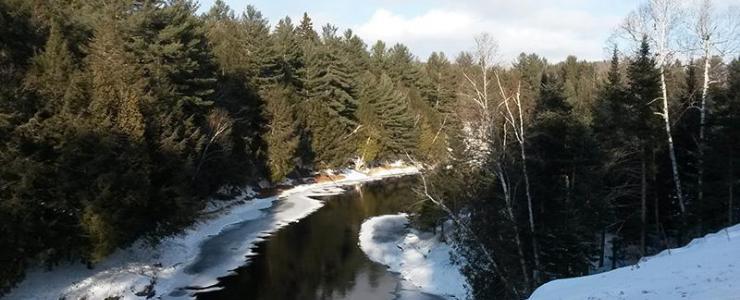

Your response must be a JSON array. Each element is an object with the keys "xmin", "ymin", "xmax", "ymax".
[
  {"xmin": 493, "ymin": 111, "xmax": 531, "ymax": 290},
  {"xmin": 460, "ymin": 33, "xmax": 498, "ymax": 162},
  {"xmin": 686, "ymin": 0, "xmax": 740, "ymax": 211},
  {"xmin": 193, "ymin": 108, "xmax": 233, "ymax": 182},
  {"xmin": 494, "ymin": 72, "xmax": 542, "ymax": 286},
  {"xmin": 414, "ymin": 168, "xmax": 521, "ymax": 298},
  {"xmin": 459, "ymin": 33, "xmax": 535, "ymax": 292},
  {"xmin": 622, "ymin": 0, "xmax": 687, "ymax": 215}
]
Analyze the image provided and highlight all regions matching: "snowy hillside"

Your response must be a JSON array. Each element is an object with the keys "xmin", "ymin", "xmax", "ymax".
[{"xmin": 530, "ymin": 224, "xmax": 740, "ymax": 300}]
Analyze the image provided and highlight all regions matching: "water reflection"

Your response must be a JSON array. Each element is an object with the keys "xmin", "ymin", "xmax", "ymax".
[{"xmin": 196, "ymin": 176, "xmax": 444, "ymax": 300}]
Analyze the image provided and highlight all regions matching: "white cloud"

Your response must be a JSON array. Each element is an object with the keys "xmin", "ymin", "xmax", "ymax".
[
  {"xmin": 351, "ymin": 2, "xmax": 631, "ymax": 63},
  {"xmin": 357, "ymin": 9, "xmax": 476, "ymax": 42}
]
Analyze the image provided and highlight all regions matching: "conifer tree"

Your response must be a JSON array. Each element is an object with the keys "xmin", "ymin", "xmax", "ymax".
[
  {"xmin": 240, "ymin": 5, "xmax": 274, "ymax": 83},
  {"xmin": 626, "ymin": 36, "xmax": 663, "ymax": 255},
  {"xmin": 87, "ymin": 20, "xmax": 148, "ymax": 140},
  {"xmin": 296, "ymin": 12, "xmax": 319, "ymax": 45},
  {"xmin": 299, "ymin": 25, "xmax": 359, "ymax": 167},
  {"xmin": 370, "ymin": 40, "xmax": 387, "ymax": 74},
  {"xmin": 23, "ymin": 23, "xmax": 75, "ymax": 113},
  {"xmin": 357, "ymin": 73, "xmax": 415, "ymax": 161},
  {"xmin": 269, "ymin": 17, "xmax": 303, "ymax": 89},
  {"xmin": 529, "ymin": 73, "xmax": 603, "ymax": 280},
  {"xmin": 425, "ymin": 52, "xmax": 457, "ymax": 110},
  {"xmin": 262, "ymin": 86, "xmax": 299, "ymax": 182}
]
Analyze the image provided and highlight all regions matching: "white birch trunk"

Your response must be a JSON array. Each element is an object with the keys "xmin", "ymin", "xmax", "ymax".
[
  {"xmin": 698, "ymin": 52, "xmax": 709, "ymax": 205},
  {"xmin": 660, "ymin": 68, "xmax": 686, "ymax": 214},
  {"xmin": 495, "ymin": 163, "xmax": 531, "ymax": 290}
]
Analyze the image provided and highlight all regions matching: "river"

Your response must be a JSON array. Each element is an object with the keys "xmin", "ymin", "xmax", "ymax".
[{"xmin": 194, "ymin": 176, "xmax": 445, "ymax": 300}]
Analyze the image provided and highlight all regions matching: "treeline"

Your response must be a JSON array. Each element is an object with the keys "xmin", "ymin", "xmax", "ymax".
[
  {"xmin": 420, "ymin": 30, "xmax": 740, "ymax": 300},
  {"xmin": 0, "ymin": 0, "xmax": 455, "ymax": 293}
]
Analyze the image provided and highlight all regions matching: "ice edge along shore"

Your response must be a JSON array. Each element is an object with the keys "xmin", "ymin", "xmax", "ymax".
[{"xmin": 6, "ymin": 166, "xmax": 419, "ymax": 300}]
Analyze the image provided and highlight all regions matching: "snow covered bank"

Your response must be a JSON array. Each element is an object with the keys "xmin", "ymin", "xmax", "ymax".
[
  {"xmin": 5, "ymin": 166, "xmax": 418, "ymax": 300},
  {"xmin": 358, "ymin": 214, "xmax": 468, "ymax": 299},
  {"xmin": 530, "ymin": 224, "xmax": 740, "ymax": 300}
]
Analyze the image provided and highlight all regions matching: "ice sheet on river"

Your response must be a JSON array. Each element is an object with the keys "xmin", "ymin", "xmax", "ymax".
[{"xmin": 5, "ymin": 166, "xmax": 418, "ymax": 300}]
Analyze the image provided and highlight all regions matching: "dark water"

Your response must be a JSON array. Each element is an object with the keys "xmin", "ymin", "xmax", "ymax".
[{"xmin": 196, "ymin": 176, "xmax": 445, "ymax": 300}]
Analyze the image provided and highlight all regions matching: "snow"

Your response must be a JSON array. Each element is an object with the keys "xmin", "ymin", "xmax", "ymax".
[
  {"xmin": 530, "ymin": 224, "xmax": 740, "ymax": 300},
  {"xmin": 358, "ymin": 214, "xmax": 469, "ymax": 300},
  {"xmin": 5, "ymin": 166, "xmax": 419, "ymax": 300}
]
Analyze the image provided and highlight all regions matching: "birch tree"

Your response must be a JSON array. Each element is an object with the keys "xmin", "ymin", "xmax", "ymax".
[
  {"xmin": 461, "ymin": 32, "xmax": 545, "ymax": 289},
  {"xmin": 494, "ymin": 73, "xmax": 542, "ymax": 285},
  {"xmin": 459, "ymin": 33, "xmax": 535, "ymax": 292},
  {"xmin": 687, "ymin": 0, "xmax": 740, "ymax": 207},
  {"xmin": 622, "ymin": 0, "xmax": 687, "ymax": 215},
  {"xmin": 460, "ymin": 33, "xmax": 497, "ymax": 163}
]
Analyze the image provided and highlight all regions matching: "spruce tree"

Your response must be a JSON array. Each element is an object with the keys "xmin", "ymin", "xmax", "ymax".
[
  {"xmin": 296, "ymin": 12, "xmax": 319, "ymax": 45},
  {"xmin": 369, "ymin": 40, "xmax": 387, "ymax": 74}
]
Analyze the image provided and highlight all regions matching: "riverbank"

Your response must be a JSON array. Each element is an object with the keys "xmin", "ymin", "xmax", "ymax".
[
  {"xmin": 359, "ymin": 214, "xmax": 469, "ymax": 299},
  {"xmin": 5, "ymin": 165, "xmax": 419, "ymax": 300}
]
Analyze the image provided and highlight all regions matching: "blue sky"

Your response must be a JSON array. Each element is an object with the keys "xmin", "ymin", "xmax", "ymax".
[{"xmin": 194, "ymin": 0, "xmax": 660, "ymax": 63}]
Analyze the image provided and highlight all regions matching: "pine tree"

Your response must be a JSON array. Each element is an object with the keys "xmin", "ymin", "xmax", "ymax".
[
  {"xmin": 424, "ymin": 52, "xmax": 457, "ymax": 110},
  {"xmin": 530, "ymin": 72, "xmax": 603, "ymax": 281},
  {"xmin": 710, "ymin": 58, "xmax": 740, "ymax": 226},
  {"xmin": 204, "ymin": 1, "xmax": 266, "ymax": 180},
  {"xmin": 369, "ymin": 40, "xmax": 387, "ymax": 74},
  {"xmin": 240, "ymin": 5, "xmax": 274, "ymax": 83},
  {"xmin": 87, "ymin": 20, "xmax": 147, "ymax": 140},
  {"xmin": 269, "ymin": 17, "xmax": 303, "ymax": 89},
  {"xmin": 386, "ymin": 43, "xmax": 418, "ymax": 86},
  {"xmin": 627, "ymin": 38, "xmax": 663, "ymax": 143},
  {"xmin": 559, "ymin": 56, "xmax": 598, "ymax": 125},
  {"xmin": 262, "ymin": 86, "xmax": 299, "ymax": 182},
  {"xmin": 626, "ymin": 36, "xmax": 664, "ymax": 256},
  {"xmin": 357, "ymin": 72, "xmax": 415, "ymax": 161},
  {"xmin": 300, "ymin": 26, "xmax": 359, "ymax": 167},
  {"xmin": 23, "ymin": 23, "xmax": 75, "ymax": 113},
  {"xmin": 341, "ymin": 29, "xmax": 370, "ymax": 75}
]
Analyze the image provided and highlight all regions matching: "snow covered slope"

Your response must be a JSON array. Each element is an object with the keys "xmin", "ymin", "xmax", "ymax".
[
  {"xmin": 530, "ymin": 224, "xmax": 740, "ymax": 300},
  {"xmin": 359, "ymin": 214, "xmax": 469, "ymax": 299},
  {"xmin": 5, "ymin": 166, "xmax": 418, "ymax": 300}
]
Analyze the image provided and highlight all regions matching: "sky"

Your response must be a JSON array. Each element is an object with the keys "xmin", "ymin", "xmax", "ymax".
[{"xmin": 194, "ymin": 0, "xmax": 673, "ymax": 63}]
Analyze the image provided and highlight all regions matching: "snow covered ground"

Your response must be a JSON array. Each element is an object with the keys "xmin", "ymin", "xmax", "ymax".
[
  {"xmin": 359, "ymin": 214, "xmax": 469, "ymax": 300},
  {"xmin": 5, "ymin": 166, "xmax": 418, "ymax": 300},
  {"xmin": 530, "ymin": 224, "xmax": 740, "ymax": 300}
]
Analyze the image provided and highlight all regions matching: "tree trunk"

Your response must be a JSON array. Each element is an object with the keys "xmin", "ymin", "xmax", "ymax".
[
  {"xmin": 730, "ymin": 150, "xmax": 735, "ymax": 225},
  {"xmin": 641, "ymin": 150, "xmax": 647, "ymax": 256},
  {"xmin": 599, "ymin": 228, "xmax": 606, "ymax": 268},
  {"xmin": 519, "ymin": 141, "xmax": 541, "ymax": 285},
  {"xmin": 698, "ymin": 54, "xmax": 710, "ymax": 211},
  {"xmin": 611, "ymin": 239, "xmax": 619, "ymax": 270},
  {"xmin": 660, "ymin": 69, "xmax": 686, "ymax": 215},
  {"xmin": 417, "ymin": 173, "xmax": 520, "ymax": 298},
  {"xmin": 495, "ymin": 163, "xmax": 531, "ymax": 290}
]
